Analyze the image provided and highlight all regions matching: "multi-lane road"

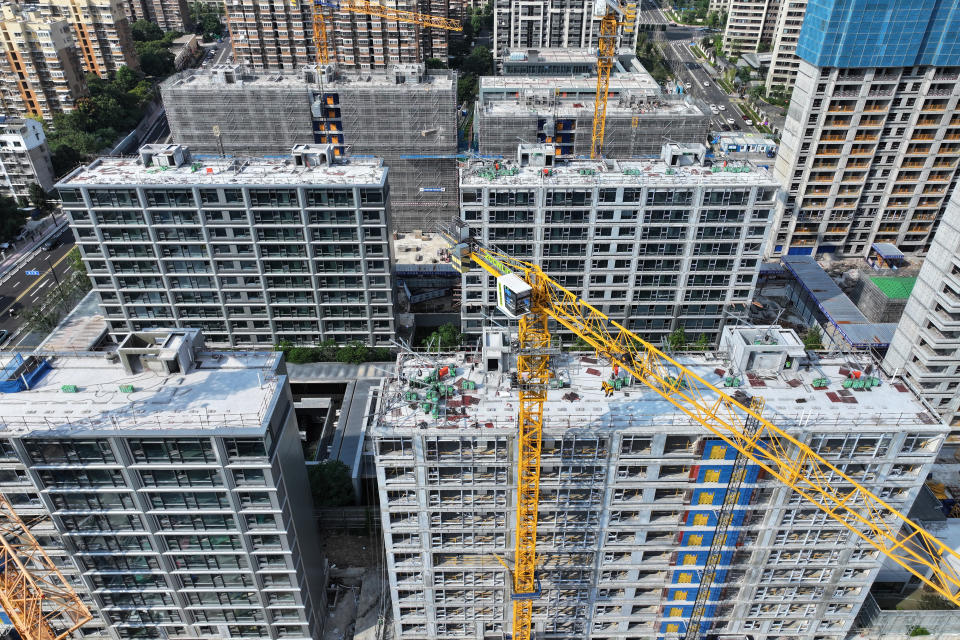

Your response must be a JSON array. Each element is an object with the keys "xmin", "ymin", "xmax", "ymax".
[
  {"xmin": 638, "ymin": 2, "xmax": 760, "ymax": 133},
  {"xmin": 0, "ymin": 229, "xmax": 76, "ymax": 348}
]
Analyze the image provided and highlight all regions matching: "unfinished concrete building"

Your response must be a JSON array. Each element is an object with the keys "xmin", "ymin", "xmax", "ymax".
[
  {"xmin": 161, "ymin": 63, "xmax": 458, "ymax": 232},
  {"xmin": 474, "ymin": 67, "xmax": 711, "ymax": 159},
  {"xmin": 0, "ymin": 328, "xmax": 326, "ymax": 640},
  {"xmin": 372, "ymin": 326, "xmax": 946, "ymax": 640},
  {"xmin": 458, "ymin": 143, "xmax": 778, "ymax": 346}
]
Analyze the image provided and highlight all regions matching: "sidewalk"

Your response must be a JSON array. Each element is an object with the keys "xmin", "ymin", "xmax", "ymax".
[{"xmin": 0, "ymin": 214, "xmax": 69, "ymax": 279}]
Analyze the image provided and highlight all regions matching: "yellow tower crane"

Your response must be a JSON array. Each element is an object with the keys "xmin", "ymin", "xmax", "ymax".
[
  {"xmin": 311, "ymin": 0, "xmax": 462, "ymax": 65},
  {"xmin": 444, "ymin": 221, "xmax": 960, "ymax": 640},
  {"xmin": 0, "ymin": 495, "xmax": 92, "ymax": 640}
]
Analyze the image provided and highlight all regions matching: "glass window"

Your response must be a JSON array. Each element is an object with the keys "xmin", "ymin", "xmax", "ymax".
[
  {"xmin": 24, "ymin": 439, "xmax": 116, "ymax": 464},
  {"xmin": 226, "ymin": 439, "xmax": 267, "ymax": 461}
]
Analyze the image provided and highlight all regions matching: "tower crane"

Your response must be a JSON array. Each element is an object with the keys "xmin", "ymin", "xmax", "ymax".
[
  {"xmin": 591, "ymin": 0, "xmax": 623, "ymax": 159},
  {"xmin": 443, "ymin": 221, "xmax": 960, "ymax": 640},
  {"xmin": 0, "ymin": 495, "xmax": 92, "ymax": 640},
  {"xmin": 311, "ymin": 0, "xmax": 462, "ymax": 65}
]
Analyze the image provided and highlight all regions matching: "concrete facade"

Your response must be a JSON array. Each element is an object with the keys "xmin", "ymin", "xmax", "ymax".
[
  {"xmin": 161, "ymin": 64, "xmax": 459, "ymax": 232},
  {"xmin": 0, "ymin": 5, "xmax": 88, "ymax": 121},
  {"xmin": 772, "ymin": 60, "xmax": 960, "ymax": 258},
  {"xmin": 0, "ymin": 117, "xmax": 57, "ymax": 203},
  {"xmin": 882, "ymin": 186, "xmax": 960, "ymax": 433},
  {"xmin": 36, "ymin": 0, "xmax": 140, "ymax": 76},
  {"xmin": 458, "ymin": 144, "xmax": 779, "ymax": 346},
  {"xmin": 0, "ymin": 328, "xmax": 326, "ymax": 640},
  {"xmin": 764, "ymin": 0, "xmax": 806, "ymax": 92},
  {"xmin": 372, "ymin": 328, "xmax": 946, "ymax": 640},
  {"xmin": 225, "ymin": 0, "xmax": 449, "ymax": 71},
  {"xmin": 492, "ymin": 0, "xmax": 640, "ymax": 61},
  {"xmin": 723, "ymin": 0, "xmax": 780, "ymax": 57},
  {"xmin": 57, "ymin": 143, "xmax": 396, "ymax": 347}
]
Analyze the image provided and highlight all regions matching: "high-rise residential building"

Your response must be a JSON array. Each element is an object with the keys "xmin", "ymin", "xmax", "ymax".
[
  {"xmin": 492, "ymin": 0, "xmax": 640, "ymax": 62},
  {"xmin": 225, "ymin": 0, "xmax": 449, "ymax": 71},
  {"xmin": 458, "ymin": 144, "xmax": 778, "ymax": 345},
  {"xmin": 372, "ymin": 326, "xmax": 946, "ymax": 640},
  {"xmin": 882, "ymin": 185, "xmax": 960, "ymax": 433},
  {"xmin": 57, "ymin": 143, "xmax": 395, "ymax": 347},
  {"xmin": 765, "ymin": 0, "xmax": 807, "ymax": 92},
  {"xmin": 474, "ymin": 65, "xmax": 712, "ymax": 159},
  {"xmin": 723, "ymin": 0, "xmax": 781, "ymax": 56},
  {"xmin": 0, "ymin": 5, "xmax": 88, "ymax": 121},
  {"xmin": 771, "ymin": 0, "xmax": 960, "ymax": 259},
  {"xmin": 0, "ymin": 328, "xmax": 327, "ymax": 640},
  {"xmin": 161, "ymin": 63, "xmax": 458, "ymax": 232},
  {"xmin": 121, "ymin": 0, "xmax": 191, "ymax": 32},
  {"xmin": 0, "ymin": 116, "xmax": 56, "ymax": 203},
  {"xmin": 34, "ymin": 0, "xmax": 139, "ymax": 76},
  {"xmin": 708, "ymin": 0, "xmax": 730, "ymax": 13}
]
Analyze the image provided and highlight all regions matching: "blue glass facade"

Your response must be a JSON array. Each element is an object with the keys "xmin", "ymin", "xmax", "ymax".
[{"xmin": 797, "ymin": 0, "xmax": 960, "ymax": 68}]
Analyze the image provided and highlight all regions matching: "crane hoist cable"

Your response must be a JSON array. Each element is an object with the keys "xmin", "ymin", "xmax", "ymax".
[{"xmin": 442, "ymin": 221, "xmax": 960, "ymax": 640}]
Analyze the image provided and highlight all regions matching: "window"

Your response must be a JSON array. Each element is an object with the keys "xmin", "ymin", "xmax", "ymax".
[
  {"xmin": 25, "ymin": 439, "xmax": 116, "ymax": 464},
  {"xmin": 129, "ymin": 438, "xmax": 215, "ymax": 464},
  {"xmin": 225, "ymin": 438, "xmax": 267, "ymax": 461}
]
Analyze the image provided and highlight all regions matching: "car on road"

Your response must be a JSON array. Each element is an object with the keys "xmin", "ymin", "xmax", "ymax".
[
  {"xmin": 732, "ymin": 123, "xmax": 741, "ymax": 130},
  {"xmin": 718, "ymin": 105, "xmax": 726, "ymax": 111},
  {"xmin": 721, "ymin": 124, "xmax": 731, "ymax": 131},
  {"xmin": 703, "ymin": 81, "xmax": 711, "ymax": 87},
  {"xmin": 744, "ymin": 119, "xmax": 754, "ymax": 126},
  {"xmin": 42, "ymin": 234, "xmax": 64, "ymax": 251},
  {"xmin": 0, "ymin": 330, "xmax": 8, "ymax": 346},
  {"xmin": 684, "ymin": 82, "xmax": 692, "ymax": 88},
  {"xmin": 726, "ymin": 117, "xmax": 735, "ymax": 125}
]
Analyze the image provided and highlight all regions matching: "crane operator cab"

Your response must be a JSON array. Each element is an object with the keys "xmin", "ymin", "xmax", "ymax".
[{"xmin": 497, "ymin": 274, "xmax": 532, "ymax": 318}]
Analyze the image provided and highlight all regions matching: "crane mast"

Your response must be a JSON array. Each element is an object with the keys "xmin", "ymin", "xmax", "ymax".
[{"xmin": 444, "ymin": 223, "xmax": 960, "ymax": 639}]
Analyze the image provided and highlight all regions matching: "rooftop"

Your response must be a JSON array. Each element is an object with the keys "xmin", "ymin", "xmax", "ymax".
[
  {"xmin": 0, "ymin": 331, "xmax": 282, "ymax": 436},
  {"xmin": 161, "ymin": 63, "xmax": 455, "ymax": 92},
  {"xmin": 374, "ymin": 336, "xmax": 936, "ymax": 435},
  {"xmin": 783, "ymin": 256, "xmax": 898, "ymax": 348},
  {"xmin": 870, "ymin": 276, "xmax": 917, "ymax": 300},
  {"xmin": 459, "ymin": 155, "xmax": 778, "ymax": 188},
  {"xmin": 57, "ymin": 147, "xmax": 387, "ymax": 188}
]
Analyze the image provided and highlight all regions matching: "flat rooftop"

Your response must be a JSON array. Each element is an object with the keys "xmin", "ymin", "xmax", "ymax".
[
  {"xmin": 870, "ymin": 276, "xmax": 917, "ymax": 300},
  {"xmin": 162, "ymin": 64, "xmax": 455, "ymax": 91},
  {"xmin": 374, "ymin": 349, "xmax": 936, "ymax": 434},
  {"xmin": 57, "ymin": 154, "xmax": 386, "ymax": 188},
  {"xmin": 459, "ymin": 157, "xmax": 778, "ymax": 188},
  {"xmin": 0, "ymin": 350, "xmax": 282, "ymax": 436}
]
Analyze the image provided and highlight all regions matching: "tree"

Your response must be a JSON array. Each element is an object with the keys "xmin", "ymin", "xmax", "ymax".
[
  {"xmin": 191, "ymin": 2, "xmax": 224, "ymax": 39},
  {"xmin": 802, "ymin": 325, "xmax": 823, "ymax": 351},
  {"xmin": 461, "ymin": 46, "xmax": 493, "ymax": 76},
  {"xmin": 694, "ymin": 333, "xmax": 710, "ymax": 351},
  {"xmin": 308, "ymin": 461, "xmax": 355, "ymax": 507},
  {"xmin": 423, "ymin": 323, "xmax": 461, "ymax": 349},
  {"xmin": 425, "ymin": 57, "xmax": 446, "ymax": 69},
  {"xmin": 668, "ymin": 327, "xmax": 687, "ymax": 351},
  {"xmin": 28, "ymin": 183, "xmax": 51, "ymax": 213},
  {"xmin": 337, "ymin": 341, "xmax": 371, "ymax": 364},
  {"xmin": 457, "ymin": 74, "xmax": 478, "ymax": 105},
  {"xmin": 0, "ymin": 196, "xmax": 26, "ymax": 244},
  {"xmin": 736, "ymin": 66, "xmax": 752, "ymax": 84},
  {"xmin": 131, "ymin": 19, "xmax": 163, "ymax": 42},
  {"xmin": 113, "ymin": 65, "xmax": 140, "ymax": 92}
]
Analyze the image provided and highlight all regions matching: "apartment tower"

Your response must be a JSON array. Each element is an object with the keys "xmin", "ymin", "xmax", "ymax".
[
  {"xmin": 225, "ymin": 0, "xmax": 450, "ymax": 71},
  {"xmin": 0, "ymin": 117, "xmax": 57, "ymax": 203},
  {"xmin": 57, "ymin": 143, "xmax": 395, "ymax": 347},
  {"xmin": 36, "ymin": 0, "xmax": 140, "ymax": 76},
  {"xmin": 161, "ymin": 63, "xmax": 458, "ymax": 232},
  {"xmin": 765, "ymin": 0, "xmax": 807, "ymax": 91},
  {"xmin": 372, "ymin": 327, "xmax": 946, "ymax": 639},
  {"xmin": 121, "ymin": 0, "xmax": 191, "ymax": 32},
  {"xmin": 492, "ymin": 0, "xmax": 640, "ymax": 61},
  {"xmin": 458, "ymin": 144, "xmax": 778, "ymax": 346},
  {"xmin": 722, "ymin": 0, "xmax": 780, "ymax": 57},
  {"xmin": 771, "ymin": 0, "xmax": 960, "ymax": 258},
  {"xmin": 0, "ymin": 5, "xmax": 88, "ymax": 121},
  {"xmin": 0, "ymin": 328, "xmax": 326, "ymax": 640},
  {"xmin": 882, "ymin": 185, "xmax": 960, "ymax": 433}
]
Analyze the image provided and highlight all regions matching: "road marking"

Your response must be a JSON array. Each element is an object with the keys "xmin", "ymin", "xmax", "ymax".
[
  {"xmin": 8, "ymin": 280, "xmax": 18, "ymax": 288},
  {"xmin": 35, "ymin": 279, "xmax": 50, "ymax": 291},
  {"xmin": 0, "ymin": 250, "xmax": 73, "ymax": 316}
]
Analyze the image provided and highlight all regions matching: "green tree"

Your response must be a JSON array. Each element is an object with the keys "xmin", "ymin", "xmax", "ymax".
[
  {"xmin": 461, "ymin": 46, "xmax": 493, "ymax": 76},
  {"xmin": 28, "ymin": 183, "xmax": 51, "ymax": 213},
  {"xmin": 131, "ymin": 19, "xmax": 163, "ymax": 42},
  {"xmin": 113, "ymin": 65, "xmax": 140, "ymax": 92},
  {"xmin": 0, "ymin": 196, "xmax": 26, "ymax": 244},
  {"xmin": 191, "ymin": 2, "xmax": 224, "ymax": 39},
  {"xmin": 425, "ymin": 57, "xmax": 446, "ymax": 69},
  {"xmin": 337, "ymin": 341, "xmax": 371, "ymax": 364},
  {"xmin": 668, "ymin": 327, "xmax": 687, "ymax": 351},
  {"xmin": 423, "ymin": 323, "xmax": 461, "ymax": 349},
  {"xmin": 457, "ymin": 74, "xmax": 478, "ymax": 105},
  {"xmin": 570, "ymin": 336, "xmax": 593, "ymax": 351},
  {"xmin": 694, "ymin": 333, "xmax": 710, "ymax": 351},
  {"xmin": 802, "ymin": 325, "xmax": 823, "ymax": 350},
  {"xmin": 736, "ymin": 66, "xmax": 752, "ymax": 84},
  {"xmin": 308, "ymin": 461, "xmax": 355, "ymax": 507}
]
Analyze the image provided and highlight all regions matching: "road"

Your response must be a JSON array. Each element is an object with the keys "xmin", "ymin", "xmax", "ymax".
[
  {"xmin": 638, "ymin": 4, "xmax": 759, "ymax": 134},
  {"xmin": 209, "ymin": 37, "xmax": 233, "ymax": 66},
  {"xmin": 0, "ymin": 230, "xmax": 76, "ymax": 347}
]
